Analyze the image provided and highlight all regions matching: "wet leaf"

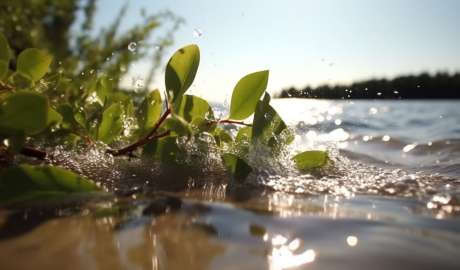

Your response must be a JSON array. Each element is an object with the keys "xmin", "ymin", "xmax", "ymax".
[
  {"xmin": 0, "ymin": 91, "xmax": 48, "ymax": 135},
  {"xmin": 16, "ymin": 48, "xmax": 52, "ymax": 82},
  {"xmin": 236, "ymin": 126, "xmax": 252, "ymax": 143},
  {"xmin": 252, "ymin": 93, "xmax": 291, "ymax": 150},
  {"xmin": 95, "ymin": 76, "xmax": 113, "ymax": 104},
  {"xmin": 0, "ymin": 33, "xmax": 10, "ymax": 79},
  {"xmin": 143, "ymin": 136, "xmax": 185, "ymax": 164},
  {"xmin": 213, "ymin": 128, "xmax": 233, "ymax": 146},
  {"xmin": 164, "ymin": 115, "xmax": 193, "ymax": 137},
  {"xmin": 175, "ymin": 94, "xmax": 212, "ymax": 122},
  {"xmin": 229, "ymin": 70, "xmax": 269, "ymax": 120},
  {"xmin": 10, "ymin": 72, "xmax": 32, "ymax": 89},
  {"xmin": 0, "ymin": 33, "xmax": 10, "ymax": 63},
  {"xmin": 138, "ymin": 90, "xmax": 162, "ymax": 136},
  {"xmin": 191, "ymin": 117, "xmax": 216, "ymax": 132},
  {"xmin": 165, "ymin": 44, "xmax": 200, "ymax": 103},
  {"xmin": 0, "ymin": 164, "xmax": 101, "ymax": 204},
  {"xmin": 97, "ymin": 102, "xmax": 124, "ymax": 144},
  {"xmin": 47, "ymin": 107, "xmax": 63, "ymax": 126},
  {"xmin": 292, "ymin": 150, "xmax": 328, "ymax": 171},
  {"xmin": 222, "ymin": 153, "xmax": 252, "ymax": 180},
  {"xmin": 57, "ymin": 104, "xmax": 79, "ymax": 129},
  {"xmin": 0, "ymin": 60, "xmax": 7, "ymax": 79}
]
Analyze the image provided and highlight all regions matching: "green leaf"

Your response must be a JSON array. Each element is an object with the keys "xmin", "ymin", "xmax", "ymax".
[
  {"xmin": 10, "ymin": 72, "xmax": 33, "ymax": 89},
  {"xmin": 191, "ymin": 117, "xmax": 216, "ymax": 132},
  {"xmin": 229, "ymin": 70, "xmax": 269, "ymax": 120},
  {"xmin": 17, "ymin": 48, "xmax": 53, "ymax": 82},
  {"xmin": 221, "ymin": 153, "xmax": 252, "ymax": 180},
  {"xmin": 97, "ymin": 102, "xmax": 124, "ymax": 144},
  {"xmin": 47, "ymin": 107, "xmax": 63, "ymax": 126},
  {"xmin": 0, "ymin": 33, "xmax": 10, "ymax": 63},
  {"xmin": 138, "ymin": 89, "xmax": 162, "ymax": 136},
  {"xmin": 164, "ymin": 115, "xmax": 193, "ymax": 137},
  {"xmin": 0, "ymin": 91, "xmax": 48, "ymax": 135},
  {"xmin": 0, "ymin": 33, "xmax": 10, "ymax": 79},
  {"xmin": 57, "ymin": 104, "xmax": 79, "ymax": 129},
  {"xmin": 252, "ymin": 93, "xmax": 291, "ymax": 150},
  {"xmin": 95, "ymin": 76, "xmax": 113, "ymax": 104},
  {"xmin": 175, "ymin": 94, "xmax": 212, "ymax": 122},
  {"xmin": 0, "ymin": 60, "xmax": 8, "ymax": 79},
  {"xmin": 236, "ymin": 126, "xmax": 252, "ymax": 143},
  {"xmin": 213, "ymin": 128, "xmax": 233, "ymax": 147},
  {"xmin": 0, "ymin": 164, "xmax": 101, "ymax": 204},
  {"xmin": 165, "ymin": 44, "xmax": 200, "ymax": 103},
  {"xmin": 143, "ymin": 136, "xmax": 185, "ymax": 164},
  {"xmin": 292, "ymin": 151, "xmax": 328, "ymax": 171}
]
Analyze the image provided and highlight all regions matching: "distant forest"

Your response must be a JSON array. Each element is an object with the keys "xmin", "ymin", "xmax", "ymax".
[{"xmin": 277, "ymin": 72, "xmax": 460, "ymax": 99}]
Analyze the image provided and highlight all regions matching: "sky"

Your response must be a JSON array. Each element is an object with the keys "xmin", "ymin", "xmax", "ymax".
[{"xmin": 94, "ymin": 0, "xmax": 460, "ymax": 102}]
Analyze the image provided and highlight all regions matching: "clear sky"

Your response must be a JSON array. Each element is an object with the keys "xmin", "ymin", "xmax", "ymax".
[{"xmin": 94, "ymin": 0, "xmax": 460, "ymax": 101}]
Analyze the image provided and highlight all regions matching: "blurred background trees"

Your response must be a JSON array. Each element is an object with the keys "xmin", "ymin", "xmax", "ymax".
[
  {"xmin": 0, "ymin": 0, "xmax": 182, "ymax": 91},
  {"xmin": 279, "ymin": 72, "xmax": 460, "ymax": 99}
]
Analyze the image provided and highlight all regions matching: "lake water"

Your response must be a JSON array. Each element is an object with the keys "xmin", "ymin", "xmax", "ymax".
[{"xmin": 1, "ymin": 99, "xmax": 459, "ymax": 269}]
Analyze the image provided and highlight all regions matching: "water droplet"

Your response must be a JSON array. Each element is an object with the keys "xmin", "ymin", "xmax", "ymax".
[
  {"xmin": 334, "ymin": 119, "xmax": 342, "ymax": 125},
  {"xmin": 128, "ymin": 42, "xmax": 137, "ymax": 52},
  {"xmin": 193, "ymin": 28, "xmax": 203, "ymax": 38},
  {"xmin": 346, "ymin": 235, "xmax": 358, "ymax": 247},
  {"xmin": 369, "ymin": 107, "xmax": 378, "ymax": 115},
  {"xmin": 382, "ymin": 135, "xmax": 390, "ymax": 142},
  {"xmin": 402, "ymin": 144, "xmax": 417, "ymax": 153},
  {"xmin": 132, "ymin": 77, "xmax": 144, "ymax": 92},
  {"xmin": 2, "ymin": 139, "xmax": 10, "ymax": 147}
]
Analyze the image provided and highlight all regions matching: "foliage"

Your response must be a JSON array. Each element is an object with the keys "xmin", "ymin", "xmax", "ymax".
[
  {"xmin": 0, "ymin": 0, "xmax": 182, "ymax": 93},
  {"xmin": 0, "ymin": 164, "xmax": 101, "ymax": 204},
  {"xmin": 279, "ymin": 72, "xmax": 460, "ymax": 99},
  {"xmin": 292, "ymin": 151, "xmax": 328, "ymax": 171},
  {"xmin": 0, "ymin": 31, "xmax": 327, "ymax": 204}
]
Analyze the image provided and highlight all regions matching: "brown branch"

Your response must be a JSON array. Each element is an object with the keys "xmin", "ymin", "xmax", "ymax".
[
  {"xmin": 217, "ymin": 119, "xmax": 252, "ymax": 127},
  {"xmin": 107, "ymin": 108, "xmax": 171, "ymax": 156},
  {"xmin": 20, "ymin": 146, "xmax": 49, "ymax": 160},
  {"xmin": 0, "ymin": 81, "xmax": 15, "ymax": 91}
]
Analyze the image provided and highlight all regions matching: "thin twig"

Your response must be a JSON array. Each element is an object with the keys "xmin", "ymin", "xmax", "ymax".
[
  {"xmin": 20, "ymin": 146, "xmax": 49, "ymax": 160},
  {"xmin": 217, "ymin": 119, "xmax": 252, "ymax": 127},
  {"xmin": 0, "ymin": 81, "xmax": 15, "ymax": 91},
  {"xmin": 107, "ymin": 109, "xmax": 171, "ymax": 156}
]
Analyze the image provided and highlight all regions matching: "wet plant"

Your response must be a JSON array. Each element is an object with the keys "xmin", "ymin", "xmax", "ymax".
[{"xmin": 0, "ymin": 32, "xmax": 327, "ymax": 205}]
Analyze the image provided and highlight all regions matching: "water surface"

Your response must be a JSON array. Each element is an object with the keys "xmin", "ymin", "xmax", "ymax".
[{"xmin": 1, "ymin": 99, "xmax": 459, "ymax": 269}]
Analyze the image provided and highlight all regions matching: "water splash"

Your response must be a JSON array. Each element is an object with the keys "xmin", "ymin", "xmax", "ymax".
[{"xmin": 127, "ymin": 42, "xmax": 137, "ymax": 52}]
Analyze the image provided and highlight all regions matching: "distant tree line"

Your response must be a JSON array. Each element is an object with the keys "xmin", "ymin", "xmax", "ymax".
[{"xmin": 277, "ymin": 72, "xmax": 460, "ymax": 99}]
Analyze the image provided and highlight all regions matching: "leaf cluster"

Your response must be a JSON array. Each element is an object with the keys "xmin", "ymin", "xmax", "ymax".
[{"xmin": 0, "ymin": 32, "xmax": 327, "ymax": 204}]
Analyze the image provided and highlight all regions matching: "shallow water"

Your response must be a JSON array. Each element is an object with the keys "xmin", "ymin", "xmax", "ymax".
[{"xmin": 1, "ymin": 99, "xmax": 460, "ymax": 269}]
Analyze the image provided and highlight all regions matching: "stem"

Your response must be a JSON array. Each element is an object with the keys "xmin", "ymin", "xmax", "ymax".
[
  {"xmin": 217, "ymin": 119, "xmax": 252, "ymax": 127},
  {"xmin": 0, "ymin": 81, "xmax": 15, "ymax": 91},
  {"xmin": 108, "ymin": 108, "xmax": 171, "ymax": 156},
  {"xmin": 20, "ymin": 146, "xmax": 48, "ymax": 160}
]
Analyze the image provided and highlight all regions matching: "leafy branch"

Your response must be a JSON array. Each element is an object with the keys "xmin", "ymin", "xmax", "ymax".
[{"xmin": 0, "ymin": 31, "xmax": 328, "ymax": 205}]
